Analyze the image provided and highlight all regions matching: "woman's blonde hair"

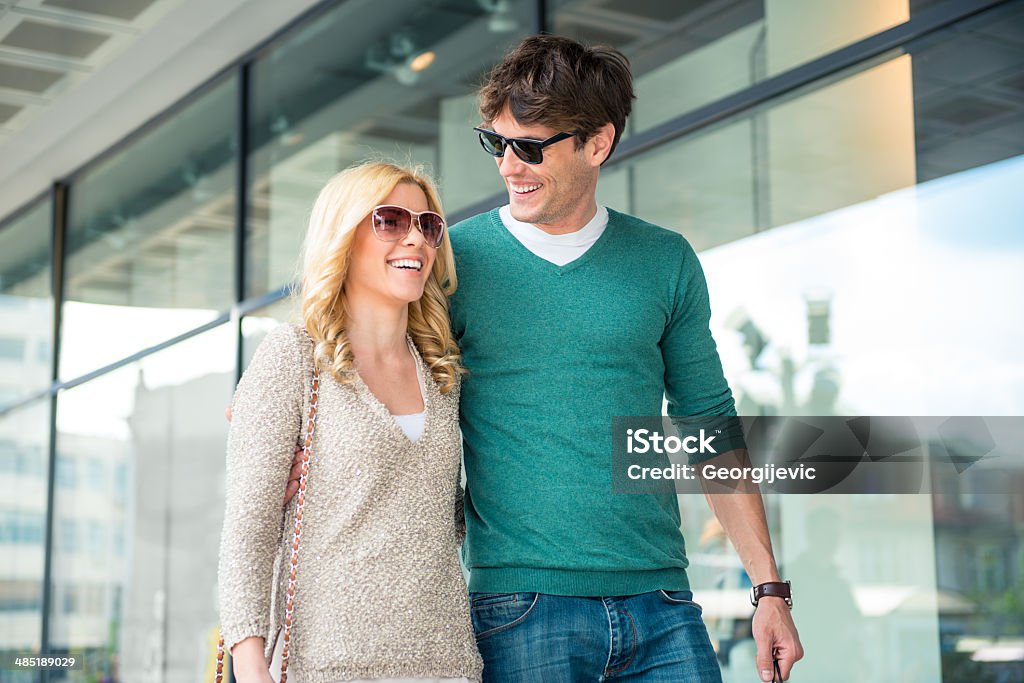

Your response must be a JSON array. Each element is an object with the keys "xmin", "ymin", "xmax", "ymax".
[{"xmin": 298, "ymin": 161, "xmax": 463, "ymax": 393}]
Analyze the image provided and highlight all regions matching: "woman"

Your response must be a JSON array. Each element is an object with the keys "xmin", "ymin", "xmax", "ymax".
[{"xmin": 218, "ymin": 162, "xmax": 483, "ymax": 683}]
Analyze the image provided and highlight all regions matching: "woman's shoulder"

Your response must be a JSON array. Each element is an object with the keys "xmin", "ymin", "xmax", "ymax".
[
  {"xmin": 260, "ymin": 322, "xmax": 310, "ymax": 348},
  {"xmin": 247, "ymin": 323, "xmax": 313, "ymax": 374}
]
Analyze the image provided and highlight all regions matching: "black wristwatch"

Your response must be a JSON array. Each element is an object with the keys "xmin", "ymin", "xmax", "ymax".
[{"xmin": 750, "ymin": 580, "xmax": 793, "ymax": 608}]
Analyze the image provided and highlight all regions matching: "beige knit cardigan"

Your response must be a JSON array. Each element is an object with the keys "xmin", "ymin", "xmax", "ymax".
[{"xmin": 217, "ymin": 323, "xmax": 482, "ymax": 682}]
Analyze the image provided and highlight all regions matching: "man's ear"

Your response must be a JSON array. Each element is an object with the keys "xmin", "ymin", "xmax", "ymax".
[{"xmin": 587, "ymin": 122, "xmax": 616, "ymax": 167}]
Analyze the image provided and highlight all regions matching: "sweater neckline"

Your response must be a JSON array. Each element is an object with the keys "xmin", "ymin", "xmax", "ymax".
[
  {"xmin": 348, "ymin": 334, "xmax": 434, "ymax": 448},
  {"xmin": 487, "ymin": 208, "xmax": 616, "ymax": 275}
]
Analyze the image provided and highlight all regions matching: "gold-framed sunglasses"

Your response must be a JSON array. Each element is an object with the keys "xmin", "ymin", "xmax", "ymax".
[{"xmin": 370, "ymin": 205, "xmax": 446, "ymax": 248}]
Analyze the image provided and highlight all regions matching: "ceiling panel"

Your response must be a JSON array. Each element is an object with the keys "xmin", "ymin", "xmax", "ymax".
[
  {"xmin": 0, "ymin": 59, "xmax": 63, "ymax": 92},
  {"xmin": 1, "ymin": 19, "xmax": 111, "ymax": 59},
  {"xmin": 41, "ymin": 0, "xmax": 159, "ymax": 22},
  {"xmin": 0, "ymin": 102, "xmax": 22, "ymax": 123}
]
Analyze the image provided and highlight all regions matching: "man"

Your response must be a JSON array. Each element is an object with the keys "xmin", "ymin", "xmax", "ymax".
[
  {"xmin": 276, "ymin": 35, "xmax": 802, "ymax": 682},
  {"xmin": 446, "ymin": 35, "xmax": 801, "ymax": 682}
]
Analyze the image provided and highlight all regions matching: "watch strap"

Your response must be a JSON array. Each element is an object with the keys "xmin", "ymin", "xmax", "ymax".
[{"xmin": 751, "ymin": 580, "xmax": 793, "ymax": 607}]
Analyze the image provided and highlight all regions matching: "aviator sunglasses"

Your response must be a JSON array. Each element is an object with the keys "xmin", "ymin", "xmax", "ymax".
[
  {"xmin": 371, "ymin": 205, "xmax": 446, "ymax": 248},
  {"xmin": 474, "ymin": 127, "xmax": 577, "ymax": 165}
]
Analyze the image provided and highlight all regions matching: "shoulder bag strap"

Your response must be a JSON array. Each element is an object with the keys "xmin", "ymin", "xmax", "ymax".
[{"xmin": 216, "ymin": 365, "xmax": 321, "ymax": 683}]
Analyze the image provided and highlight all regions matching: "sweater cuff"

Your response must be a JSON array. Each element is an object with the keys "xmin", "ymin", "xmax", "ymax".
[
  {"xmin": 220, "ymin": 619, "xmax": 271, "ymax": 656},
  {"xmin": 669, "ymin": 415, "xmax": 747, "ymax": 464}
]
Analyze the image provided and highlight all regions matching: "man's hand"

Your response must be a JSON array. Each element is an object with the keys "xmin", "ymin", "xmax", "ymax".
[
  {"xmin": 224, "ymin": 405, "xmax": 302, "ymax": 507},
  {"xmin": 752, "ymin": 598, "xmax": 803, "ymax": 681},
  {"xmin": 695, "ymin": 448, "xmax": 804, "ymax": 681},
  {"xmin": 283, "ymin": 448, "xmax": 303, "ymax": 506}
]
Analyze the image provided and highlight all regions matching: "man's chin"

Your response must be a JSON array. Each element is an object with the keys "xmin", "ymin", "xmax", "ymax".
[{"xmin": 508, "ymin": 202, "xmax": 541, "ymax": 225}]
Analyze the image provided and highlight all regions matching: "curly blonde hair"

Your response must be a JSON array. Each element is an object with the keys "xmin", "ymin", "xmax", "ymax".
[{"xmin": 298, "ymin": 161, "xmax": 463, "ymax": 393}]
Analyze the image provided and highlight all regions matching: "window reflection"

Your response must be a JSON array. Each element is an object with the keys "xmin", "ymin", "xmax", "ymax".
[
  {"xmin": 0, "ymin": 199, "xmax": 52, "ymax": 409},
  {"xmin": 245, "ymin": 0, "xmax": 533, "ymax": 298},
  {"xmin": 701, "ymin": 117, "xmax": 1021, "ymax": 683},
  {"xmin": 551, "ymin": 0, "xmax": 917, "ymax": 138},
  {"xmin": 0, "ymin": 399, "xmax": 49, "ymax": 662},
  {"xmin": 60, "ymin": 77, "xmax": 237, "ymax": 381},
  {"xmin": 51, "ymin": 326, "xmax": 233, "ymax": 682},
  {"xmin": 613, "ymin": 4, "xmax": 1024, "ymax": 681}
]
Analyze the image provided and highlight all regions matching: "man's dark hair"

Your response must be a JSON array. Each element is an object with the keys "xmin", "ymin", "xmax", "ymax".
[{"xmin": 479, "ymin": 35, "xmax": 635, "ymax": 163}]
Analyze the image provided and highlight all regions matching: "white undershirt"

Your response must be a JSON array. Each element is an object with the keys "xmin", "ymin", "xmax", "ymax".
[
  {"xmin": 499, "ymin": 204, "xmax": 609, "ymax": 265},
  {"xmin": 391, "ymin": 350, "xmax": 426, "ymax": 442}
]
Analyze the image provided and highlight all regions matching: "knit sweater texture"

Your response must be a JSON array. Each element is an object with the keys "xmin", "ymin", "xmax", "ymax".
[
  {"xmin": 217, "ymin": 324, "xmax": 483, "ymax": 682},
  {"xmin": 450, "ymin": 208, "xmax": 742, "ymax": 597}
]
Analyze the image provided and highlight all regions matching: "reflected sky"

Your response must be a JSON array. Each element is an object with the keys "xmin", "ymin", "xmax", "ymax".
[
  {"xmin": 56, "ymin": 320, "xmax": 234, "ymax": 440},
  {"xmin": 703, "ymin": 154, "xmax": 1024, "ymax": 417}
]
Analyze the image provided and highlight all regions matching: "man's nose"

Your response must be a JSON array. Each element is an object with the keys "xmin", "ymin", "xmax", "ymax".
[{"xmin": 498, "ymin": 147, "xmax": 528, "ymax": 176}]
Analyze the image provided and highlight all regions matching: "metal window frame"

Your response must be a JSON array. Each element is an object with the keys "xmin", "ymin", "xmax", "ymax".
[
  {"xmin": 0, "ymin": 0, "xmax": 1011, "ymax": 661},
  {"xmin": 39, "ymin": 180, "xmax": 65, "ymax": 679}
]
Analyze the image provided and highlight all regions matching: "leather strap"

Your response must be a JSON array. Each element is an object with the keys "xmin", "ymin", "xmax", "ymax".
[
  {"xmin": 751, "ymin": 580, "xmax": 793, "ymax": 607},
  {"xmin": 216, "ymin": 365, "xmax": 320, "ymax": 683},
  {"xmin": 773, "ymin": 654, "xmax": 784, "ymax": 682}
]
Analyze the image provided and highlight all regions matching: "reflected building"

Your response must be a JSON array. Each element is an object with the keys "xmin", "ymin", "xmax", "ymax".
[{"xmin": 0, "ymin": 1, "xmax": 1022, "ymax": 682}]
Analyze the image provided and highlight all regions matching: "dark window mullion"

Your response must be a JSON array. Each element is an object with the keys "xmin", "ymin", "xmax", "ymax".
[
  {"xmin": 234, "ymin": 62, "xmax": 251, "ymax": 385},
  {"xmin": 40, "ymin": 179, "xmax": 67, "ymax": 677}
]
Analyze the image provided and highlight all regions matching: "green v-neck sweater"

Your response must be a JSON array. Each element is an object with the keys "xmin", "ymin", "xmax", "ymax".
[{"xmin": 450, "ymin": 208, "xmax": 739, "ymax": 596}]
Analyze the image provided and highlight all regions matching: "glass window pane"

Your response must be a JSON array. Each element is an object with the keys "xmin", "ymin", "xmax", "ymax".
[
  {"xmin": 616, "ymin": 5, "xmax": 1024, "ymax": 682},
  {"xmin": 0, "ymin": 198, "xmax": 52, "ymax": 408},
  {"xmin": 51, "ymin": 325, "xmax": 234, "ymax": 681},
  {"xmin": 551, "ymin": 0, "xmax": 928, "ymax": 139},
  {"xmin": 0, "ymin": 399, "xmax": 49, "ymax": 658},
  {"xmin": 245, "ymin": 0, "xmax": 534, "ymax": 298},
  {"xmin": 61, "ymin": 76, "xmax": 237, "ymax": 380}
]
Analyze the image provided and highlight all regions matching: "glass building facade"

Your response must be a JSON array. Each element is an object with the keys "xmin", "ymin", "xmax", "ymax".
[{"xmin": 0, "ymin": 0, "xmax": 1022, "ymax": 681}]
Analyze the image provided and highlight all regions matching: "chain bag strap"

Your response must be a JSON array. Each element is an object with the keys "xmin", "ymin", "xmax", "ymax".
[{"xmin": 216, "ymin": 366, "xmax": 321, "ymax": 683}]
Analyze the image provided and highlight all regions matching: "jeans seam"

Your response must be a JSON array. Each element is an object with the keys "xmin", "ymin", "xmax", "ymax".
[
  {"xmin": 473, "ymin": 592, "xmax": 540, "ymax": 641},
  {"xmin": 470, "ymin": 592, "xmax": 518, "ymax": 610},
  {"xmin": 606, "ymin": 604, "xmax": 639, "ymax": 674},
  {"xmin": 658, "ymin": 589, "xmax": 703, "ymax": 611},
  {"xmin": 601, "ymin": 597, "xmax": 614, "ymax": 678}
]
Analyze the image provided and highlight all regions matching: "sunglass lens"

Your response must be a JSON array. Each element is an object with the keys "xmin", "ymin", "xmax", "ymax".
[
  {"xmin": 512, "ymin": 140, "xmax": 543, "ymax": 164},
  {"xmin": 373, "ymin": 206, "xmax": 411, "ymax": 240},
  {"xmin": 478, "ymin": 131, "xmax": 505, "ymax": 157},
  {"xmin": 419, "ymin": 212, "xmax": 445, "ymax": 247}
]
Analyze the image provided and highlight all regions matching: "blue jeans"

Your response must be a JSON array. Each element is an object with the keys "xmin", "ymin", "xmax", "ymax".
[{"xmin": 469, "ymin": 590, "xmax": 723, "ymax": 682}]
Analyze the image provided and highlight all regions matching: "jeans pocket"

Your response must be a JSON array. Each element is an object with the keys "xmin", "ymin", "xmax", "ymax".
[
  {"xmin": 470, "ymin": 592, "xmax": 540, "ymax": 641},
  {"xmin": 657, "ymin": 589, "xmax": 704, "ymax": 612},
  {"xmin": 471, "ymin": 592, "xmax": 520, "ymax": 608}
]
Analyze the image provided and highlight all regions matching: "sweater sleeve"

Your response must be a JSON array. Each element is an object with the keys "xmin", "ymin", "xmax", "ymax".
[
  {"xmin": 454, "ymin": 482, "xmax": 467, "ymax": 546},
  {"xmin": 218, "ymin": 324, "xmax": 306, "ymax": 651},
  {"xmin": 661, "ymin": 238, "xmax": 746, "ymax": 461},
  {"xmin": 453, "ymin": 381, "xmax": 467, "ymax": 546}
]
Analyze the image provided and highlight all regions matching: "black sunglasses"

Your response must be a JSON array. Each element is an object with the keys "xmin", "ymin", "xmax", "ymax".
[{"xmin": 474, "ymin": 127, "xmax": 577, "ymax": 165}]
